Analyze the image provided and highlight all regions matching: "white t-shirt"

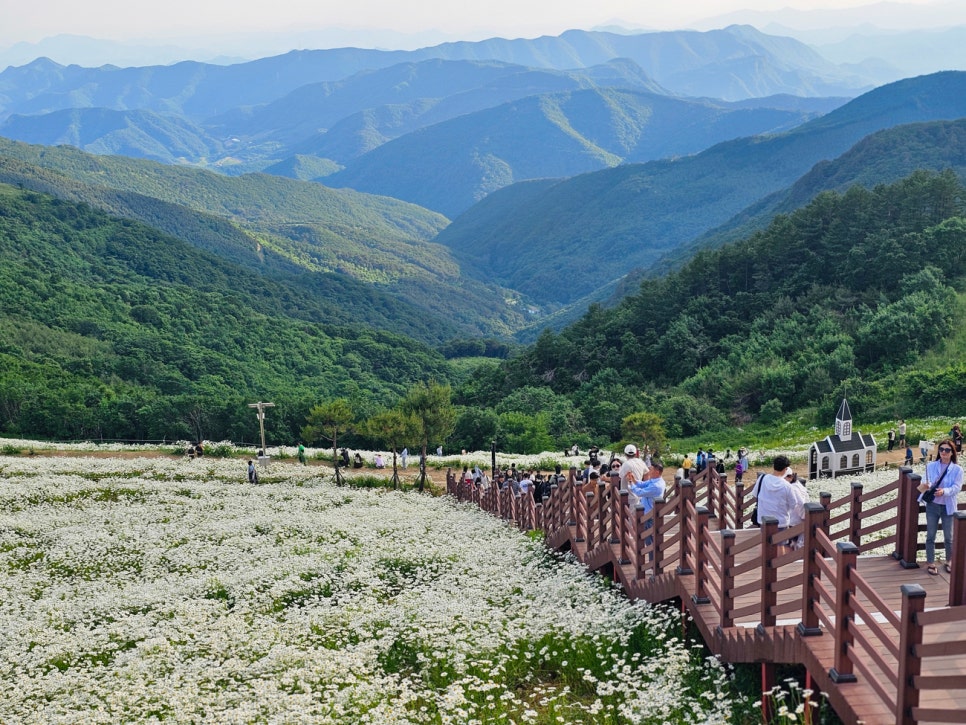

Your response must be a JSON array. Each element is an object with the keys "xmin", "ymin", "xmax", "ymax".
[
  {"xmin": 619, "ymin": 457, "xmax": 647, "ymax": 492},
  {"xmin": 753, "ymin": 473, "xmax": 807, "ymax": 527}
]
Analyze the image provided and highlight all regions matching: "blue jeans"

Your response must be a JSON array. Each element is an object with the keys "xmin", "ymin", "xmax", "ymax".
[{"xmin": 924, "ymin": 501, "xmax": 954, "ymax": 563}]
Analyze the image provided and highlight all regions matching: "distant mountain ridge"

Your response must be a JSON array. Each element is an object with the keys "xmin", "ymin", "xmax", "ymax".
[
  {"xmin": 322, "ymin": 86, "xmax": 824, "ymax": 216},
  {"xmin": 0, "ymin": 27, "xmax": 871, "ymax": 125},
  {"xmin": 0, "ymin": 50, "xmax": 847, "ymax": 214},
  {"xmin": 434, "ymin": 70, "xmax": 966, "ymax": 313}
]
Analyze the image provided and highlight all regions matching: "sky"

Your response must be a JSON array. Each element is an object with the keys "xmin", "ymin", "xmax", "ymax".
[{"xmin": 0, "ymin": 0, "xmax": 949, "ymax": 47}]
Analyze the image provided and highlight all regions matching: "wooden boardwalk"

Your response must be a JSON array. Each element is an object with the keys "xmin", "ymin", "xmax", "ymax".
[{"xmin": 448, "ymin": 467, "xmax": 966, "ymax": 725}]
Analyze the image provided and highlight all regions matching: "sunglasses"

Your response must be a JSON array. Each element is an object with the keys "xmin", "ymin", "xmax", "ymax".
[{"xmin": 939, "ymin": 447, "xmax": 953, "ymax": 453}]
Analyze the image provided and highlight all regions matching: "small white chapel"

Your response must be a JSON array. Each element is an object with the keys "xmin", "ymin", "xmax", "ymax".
[{"xmin": 807, "ymin": 398, "xmax": 877, "ymax": 480}]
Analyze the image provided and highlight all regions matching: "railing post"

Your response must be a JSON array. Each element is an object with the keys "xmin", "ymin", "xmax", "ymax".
[
  {"xmin": 677, "ymin": 481, "xmax": 696, "ymax": 575},
  {"xmin": 719, "ymin": 529, "xmax": 736, "ymax": 629},
  {"xmin": 609, "ymin": 473, "xmax": 621, "ymax": 545},
  {"xmin": 896, "ymin": 584, "xmax": 927, "ymax": 725},
  {"xmin": 619, "ymin": 491, "xmax": 631, "ymax": 564},
  {"xmin": 574, "ymin": 491, "xmax": 588, "ymax": 543},
  {"xmin": 652, "ymin": 498, "xmax": 667, "ymax": 577},
  {"xmin": 706, "ymin": 469, "xmax": 718, "ymax": 520},
  {"xmin": 545, "ymin": 484, "xmax": 557, "ymax": 532},
  {"xmin": 950, "ymin": 512, "xmax": 966, "ymax": 606},
  {"xmin": 798, "ymin": 503, "xmax": 829, "ymax": 637},
  {"xmin": 760, "ymin": 516, "xmax": 780, "ymax": 629},
  {"xmin": 568, "ymin": 468, "xmax": 578, "ymax": 526},
  {"xmin": 895, "ymin": 470, "xmax": 922, "ymax": 569},
  {"xmin": 693, "ymin": 506, "xmax": 711, "ymax": 605},
  {"xmin": 848, "ymin": 482, "xmax": 863, "ymax": 548},
  {"xmin": 829, "ymin": 541, "xmax": 859, "ymax": 684},
  {"xmin": 633, "ymin": 504, "xmax": 647, "ymax": 580},
  {"xmin": 597, "ymin": 481, "xmax": 608, "ymax": 547},
  {"xmin": 734, "ymin": 480, "xmax": 745, "ymax": 530}
]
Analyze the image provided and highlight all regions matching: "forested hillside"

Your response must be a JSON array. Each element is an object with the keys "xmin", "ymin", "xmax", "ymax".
[
  {"xmin": 447, "ymin": 171, "xmax": 966, "ymax": 451},
  {"xmin": 436, "ymin": 71, "xmax": 966, "ymax": 309},
  {"xmin": 651, "ymin": 118, "xmax": 966, "ymax": 278},
  {"xmin": 0, "ymin": 184, "xmax": 450, "ymax": 442},
  {"xmin": 0, "ymin": 139, "xmax": 533, "ymax": 339}
]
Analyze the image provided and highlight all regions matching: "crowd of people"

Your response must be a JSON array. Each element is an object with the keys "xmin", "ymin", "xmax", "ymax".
[{"xmin": 244, "ymin": 425, "xmax": 964, "ymax": 575}]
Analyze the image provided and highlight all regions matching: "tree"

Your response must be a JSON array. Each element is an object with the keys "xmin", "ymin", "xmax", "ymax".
[
  {"xmin": 361, "ymin": 409, "xmax": 420, "ymax": 488},
  {"xmin": 451, "ymin": 407, "xmax": 499, "ymax": 453},
  {"xmin": 302, "ymin": 398, "xmax": 355, "ymax": 485},
  {"xmin": 620, "ymin": 411, "xmax": 667, "ymax": 458},
  {"xmin": 400, "ymin": 381, "xmax": 456, "ymax": 492}
]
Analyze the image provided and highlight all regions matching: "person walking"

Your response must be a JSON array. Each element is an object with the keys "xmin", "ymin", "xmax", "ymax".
[
  {"xmin": 887, "ymin": 428, "xmax": 896, "ymax": 452},
  {"xmin": 297, "ymin": 443, "xmax": 307, "ymax": 466},
  {"xmin": 918, "ymin": 438, "xmax": 964, "ymax": 575},
  {"xmin": 898, "ymin": 419, "xmax": 907, "ymax": 448},
  {"xmin": 247, "ymin": 460, "xmax": 258, "ymax": 484}
]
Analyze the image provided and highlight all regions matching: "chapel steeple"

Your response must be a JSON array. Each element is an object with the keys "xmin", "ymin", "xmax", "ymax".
[{"xmin": 835, "ymin": 398, "xmax": 852, "ymax": 441}]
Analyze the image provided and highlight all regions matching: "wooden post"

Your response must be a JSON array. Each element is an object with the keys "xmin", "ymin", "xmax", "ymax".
[
  {"xmin": 760, "ymin": 516, "xmax": 780, "ymax": 629},
  {"xmin": 568, "ymin": 469, "xmax": 578, "ymax": 526},
  {"xmin": 632, "ymin": 504, "xmax": 646, "ymax": 580},
  {"xmin": 692, "ymin": 506, "xmax": 711, "ymax": 605},
  {"xmin": 575, "ymin": 490, "xmax": 587, "ymax": 543},
  {"xmin": 619, "ymin": 491, "xmax": 631, "ymax": 564},
  {"xmin": 820, "ymin": 491, "xmax": 832, "ymax": 510},
  {"xmin": 762, "ymin": 663, "xmax": 776, "ymax": 723},
  {"xmin": 896, "ymin": 584, "xmax": 927, "ymax": 725},
  {"xmin": 652, "ymin": 498, "xmax": 667, "ymax": 577},
  {"xmin": 829, "ymin": 541, "xmax": 859, "ymax": 683},
  {"xmin": 543, "ymin": 484, "xmax": 555, "ymax": 530},
  {"xmin": 848, "ymin": 482, "xmax": 863, "ymax": 548},
  {"xmin": 520, "ymin": 484, "xmax": 537, "ymax": 531},
  {"xmin": 706, "ymin": 468, "xmax": 717, "ymax": 520},
  {"xmin": 734, "ymin": 480, "xmax": 745, "ymax": 530},
  {"xmin": 949, "ymin": 512, "xmax": 966, "ymax": 607},
  {"xmin": 677, "ymin": 480, "xmax": 696, "ymax": 575},
  {"xmin": 609, "ymin": 472, "xmax": 621, "ymax": 545},
  {"xmin": 719, "ymin": 529, "xmax": 736, "ymax": 629},
  {"xmin": 896, "ymin": 471, "xmax": 922, "ymax": 569},
  {"xmin": 595, "ymin": 481, "xmax": 613, "ymax": 544},
  {"xmin": 798, "ymin": 503, "xmax": 829, "ymax": 637}
]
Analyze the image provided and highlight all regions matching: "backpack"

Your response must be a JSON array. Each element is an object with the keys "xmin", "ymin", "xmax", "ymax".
[{"xmin": 735, "ymin": 462, "xmax": 743, "ymax": 475}]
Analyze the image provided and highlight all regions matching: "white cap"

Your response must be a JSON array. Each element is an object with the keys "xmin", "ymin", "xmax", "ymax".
[
  {"xmin": 624, "ymin": 444, "xmax": 637, "ymax": 456},
  {"xmin": 783, "ymin": 467, "xmax": 795, "ymax": 478}
]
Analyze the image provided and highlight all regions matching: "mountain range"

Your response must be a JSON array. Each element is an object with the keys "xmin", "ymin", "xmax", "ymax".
[
  {"xmin": 3, "ymin": 29, "xmax": 966, "ymax": 344},
  {"xmin": 0, "ymin": 27, "xmax": 855, "ymax": 216},
  {"xmin": 434, "ymin": 70, "xmax": 966, "ymax": 317}
]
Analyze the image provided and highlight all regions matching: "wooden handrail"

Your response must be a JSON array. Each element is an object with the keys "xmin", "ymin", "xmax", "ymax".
[{"xmin": 447, "ymin": 464, "xmax": 966, "ymax": 725}]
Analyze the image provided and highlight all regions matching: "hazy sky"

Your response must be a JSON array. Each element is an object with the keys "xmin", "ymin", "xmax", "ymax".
[{"xmin": 0, "ymin": 0, "xmax": 946, "ymax": 46}]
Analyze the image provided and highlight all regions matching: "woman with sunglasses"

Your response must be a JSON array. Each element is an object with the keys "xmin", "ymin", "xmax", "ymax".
[{"xmin": 918, "ymin": 438, "xmax": 964, "ymax": 575}]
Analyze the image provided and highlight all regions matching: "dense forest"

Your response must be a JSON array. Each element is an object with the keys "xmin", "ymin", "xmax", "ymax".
[
  {"xmin": 3, "ymin": 170, "xmax": 966, "ymax": 451},
  {"xmin": 446, "ymin": 170, "xmax": 966, "ymax": 451},
  {"xmin": 0, "ymin": 184, "xmax": 450, "ymax": 443}
]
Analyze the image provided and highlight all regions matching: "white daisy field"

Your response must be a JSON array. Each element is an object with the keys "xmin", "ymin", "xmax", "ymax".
[{"xmin": 0, "ymin": 455, "xmax": 741, "ymax": 724}]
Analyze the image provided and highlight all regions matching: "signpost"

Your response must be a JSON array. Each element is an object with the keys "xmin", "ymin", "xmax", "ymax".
[{"xmin": 248, "ymin": 401, "xmax": 275, "ymax": 465}]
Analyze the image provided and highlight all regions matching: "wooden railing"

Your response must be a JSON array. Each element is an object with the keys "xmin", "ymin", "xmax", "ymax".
[{"xmin": 446, "ymin": 465, "xmax": 966, "ymax": 724}]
